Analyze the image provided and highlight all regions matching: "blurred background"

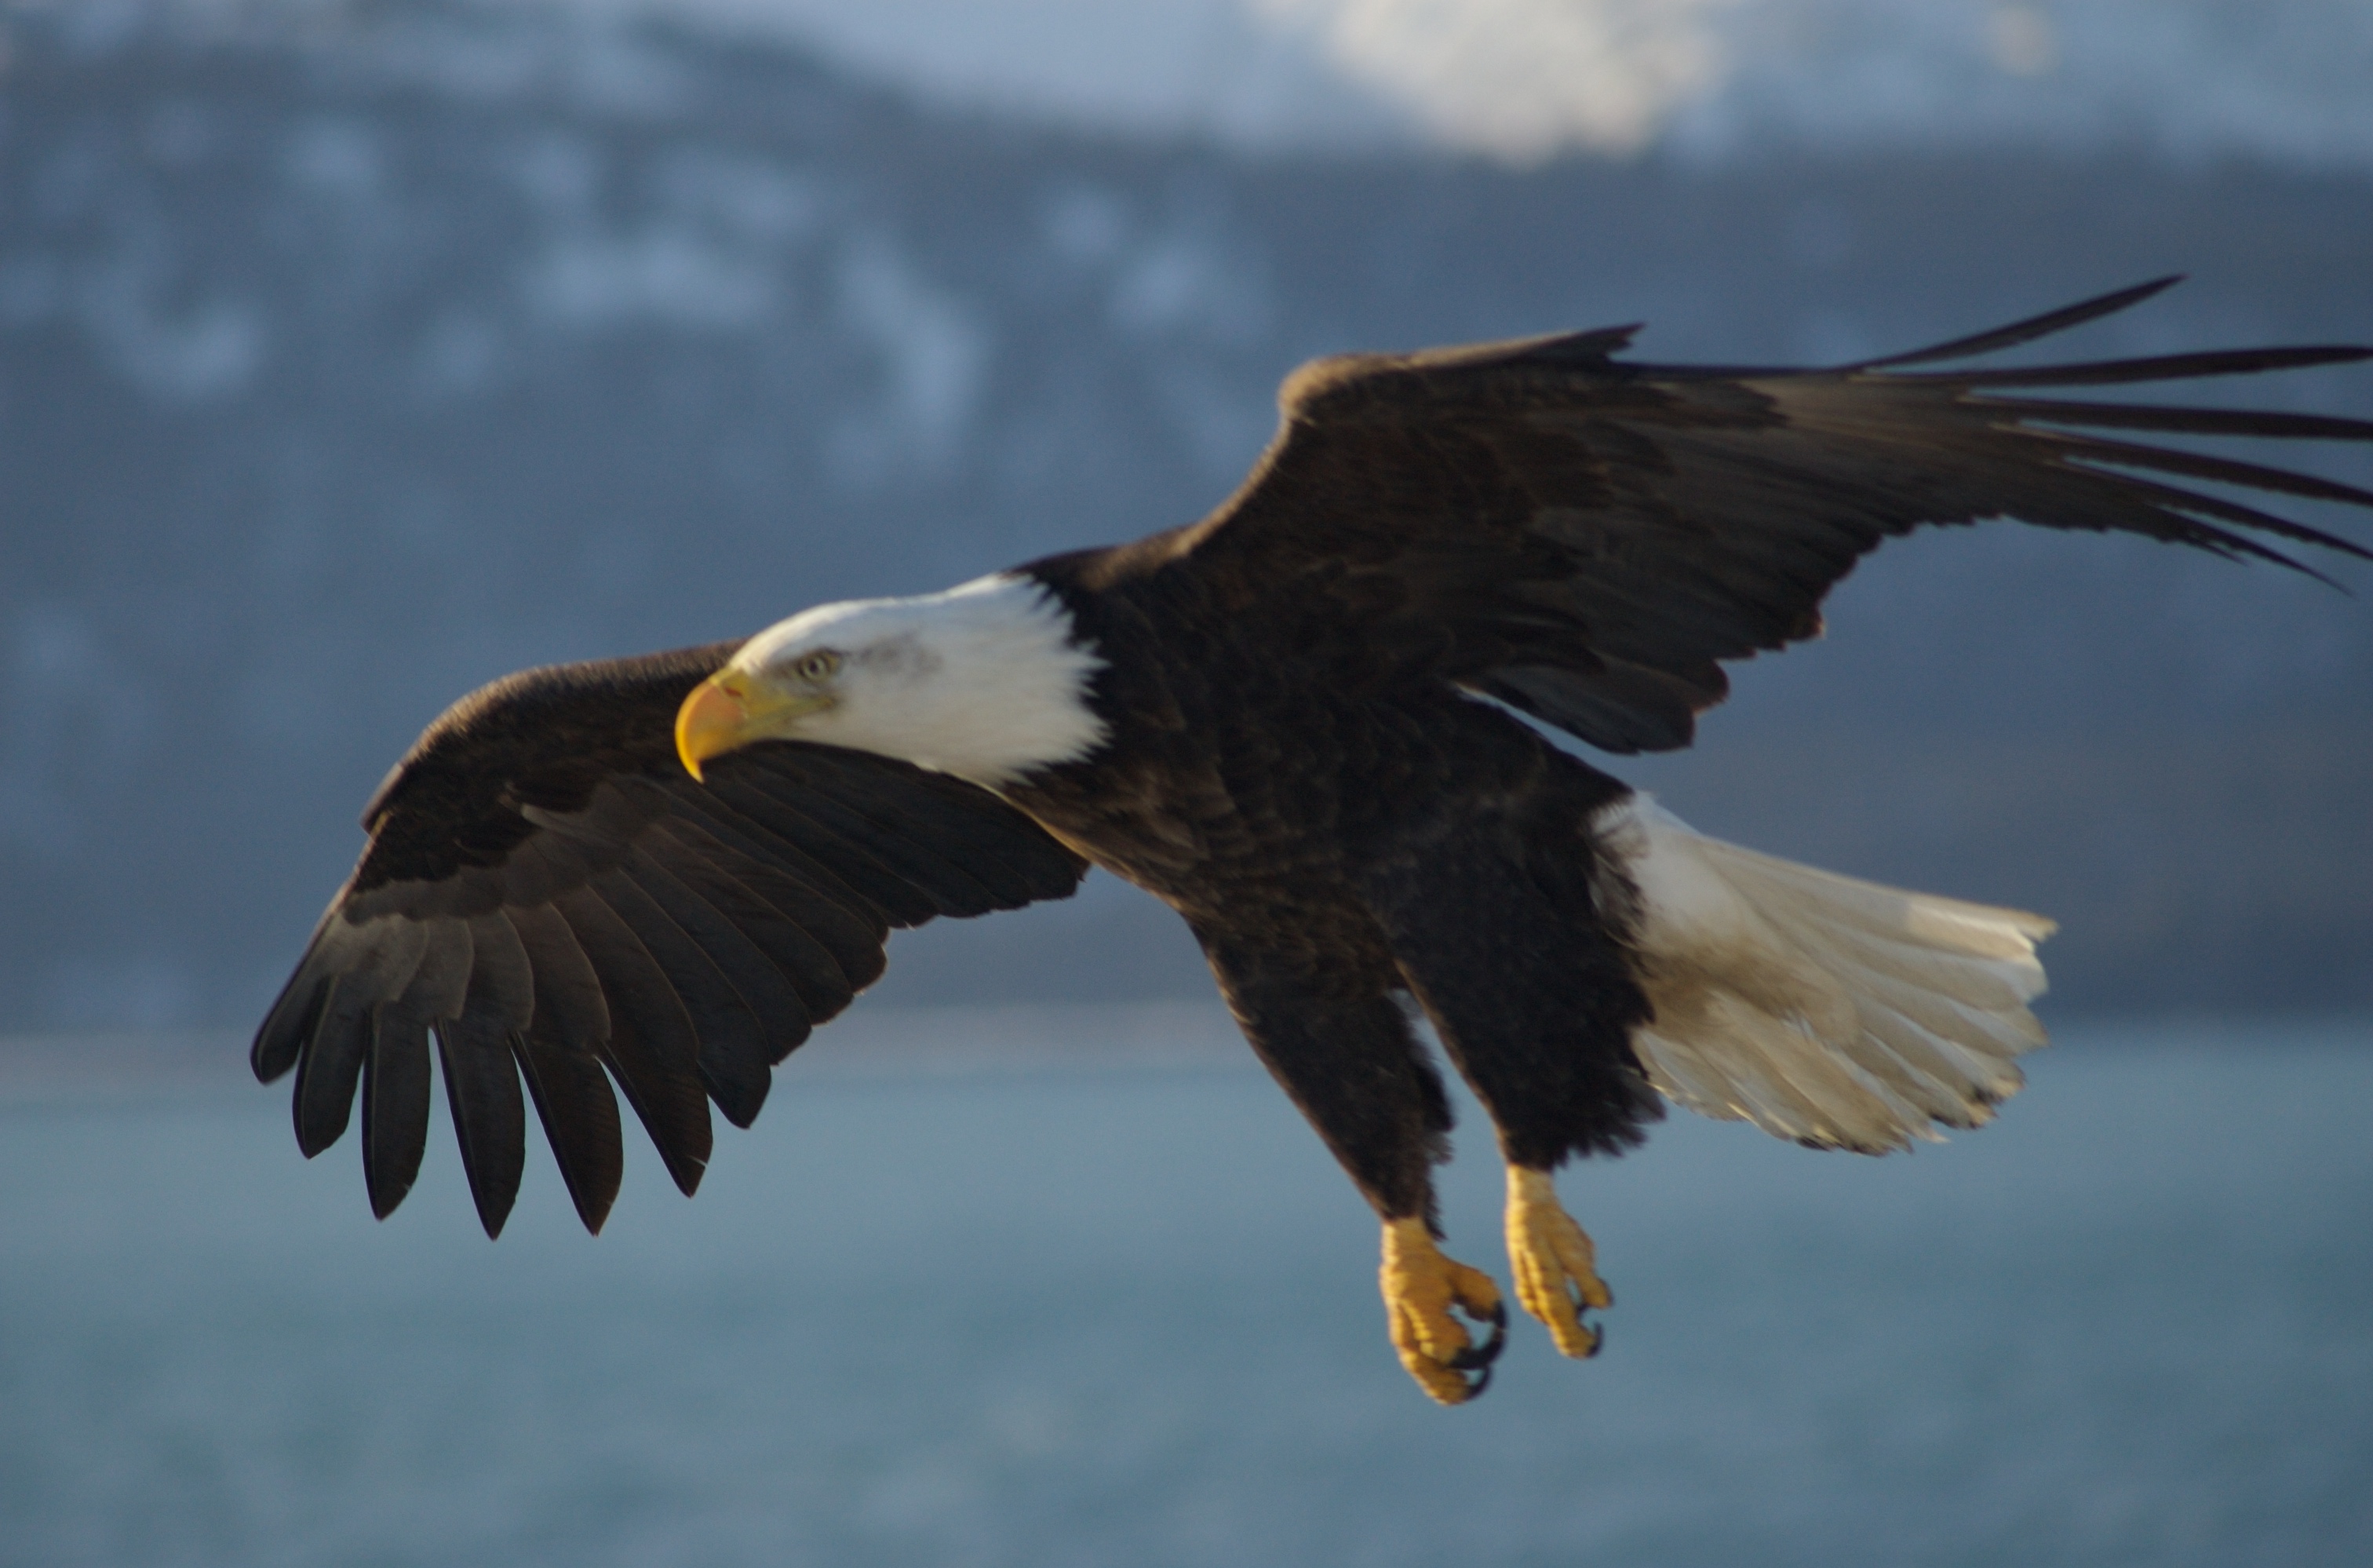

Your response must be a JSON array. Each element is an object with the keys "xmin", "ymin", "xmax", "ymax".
[
  {"xmin": 2, "ymin": 3, "xmax": 2369, "ymax": 1565},
  {"xmin": 2, "ymin": 0, "xmax": 2370, "ymax": 1030}
]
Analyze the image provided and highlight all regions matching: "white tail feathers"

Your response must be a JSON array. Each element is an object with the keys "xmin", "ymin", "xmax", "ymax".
[{"xmin": 1592, "ymin": 796, "xmax": 2056, "ymax": 1154}]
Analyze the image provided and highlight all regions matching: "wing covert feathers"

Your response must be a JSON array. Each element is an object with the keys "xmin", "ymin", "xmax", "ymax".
[
  {"xmin": 1595, "ymin": 797, "xmax": 2054, "ymax": 1154},
  {"xmin": 253, "ymin": 647, "xmax": 1088, "ymax": 1234},
  {"xmin": 1191, "ymin": 279, "xmax": 2371, "ymax": 756}
]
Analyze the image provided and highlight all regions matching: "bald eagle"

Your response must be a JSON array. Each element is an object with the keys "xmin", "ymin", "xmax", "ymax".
[{"xmin": 257, "ymin": 279, "xmax": 2370, "ymax": 1403}]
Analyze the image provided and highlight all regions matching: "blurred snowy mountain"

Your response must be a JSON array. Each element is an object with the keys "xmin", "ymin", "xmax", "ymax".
[
  {"xmin": 2, "ymin": 0, "xmax": 2369, "ymax": 1031},
  {"xmin": 476, "ymin": 0, "xmax": 2373, "ymax": 167}
]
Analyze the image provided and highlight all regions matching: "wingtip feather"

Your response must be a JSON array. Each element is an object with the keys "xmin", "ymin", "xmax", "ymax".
[{"xmin": 1850, "ymin": 276, "xmax": 2186, "ymax": 370}]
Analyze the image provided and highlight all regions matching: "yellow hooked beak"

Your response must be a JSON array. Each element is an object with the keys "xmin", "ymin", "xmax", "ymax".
[{"xmin": 674, "ymin": 670, "xmax": 831, "ymax": 782}]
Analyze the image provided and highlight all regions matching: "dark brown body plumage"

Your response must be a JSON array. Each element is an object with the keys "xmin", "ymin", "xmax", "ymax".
[{"xmin": 1012, "ymin": 551, "xmax": 1653, "ymax": 1225}]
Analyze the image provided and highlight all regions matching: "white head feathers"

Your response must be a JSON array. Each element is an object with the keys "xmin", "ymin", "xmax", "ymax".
[{"xmin": 727, "ymin": 572, "xmax": 1108, "ymax": 788}]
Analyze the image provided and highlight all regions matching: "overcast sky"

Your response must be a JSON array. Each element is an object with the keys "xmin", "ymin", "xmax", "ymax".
[{"xmin": 494, "ymin": 0, "xmax": 2373, "ymax": 168}]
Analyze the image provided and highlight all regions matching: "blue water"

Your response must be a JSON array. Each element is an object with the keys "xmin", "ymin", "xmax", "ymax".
[{"xmin": 4, "ymin": 1016, "xmax": 2370, "ymax": 1567}]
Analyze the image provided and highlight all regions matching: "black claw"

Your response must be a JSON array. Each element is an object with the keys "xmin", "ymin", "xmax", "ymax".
[
  {"xmin": 1584, "ymin": 1319, "xmax": 1606, "ymax": 1359},
  {"xmin": 1447, "ymin": 1302, "xmax": 1507, "ymax": 1371},
  {"xmin": 1461, "ymin": 1362, "xmax": 1494, "ymax": 1401}
]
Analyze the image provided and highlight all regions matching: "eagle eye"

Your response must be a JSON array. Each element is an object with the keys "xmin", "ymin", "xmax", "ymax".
[{"xmin": 792, "ymin": 651, "xmax": 841, "ymax": 682}]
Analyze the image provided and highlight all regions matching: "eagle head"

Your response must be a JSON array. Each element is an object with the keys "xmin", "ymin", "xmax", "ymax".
[{"xmin": 675, "ymin": 572, "xmax": 1107, "ymax": 789}]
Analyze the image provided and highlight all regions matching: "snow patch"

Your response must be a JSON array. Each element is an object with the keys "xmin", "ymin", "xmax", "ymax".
[
  {"xmin": 1256, "ymin": 0, "xmax": 1737, "ymax": 161},
  {"xmin": 827, "ymin": 239, "xmax": 990, "ymax": 483},
  {"xmin": 77, "ymin": 258, "xmax": 266, "ymax": 401},
  {"xmin": 519, "ymin": 225, "xmax": 779, "ymax": 329}
]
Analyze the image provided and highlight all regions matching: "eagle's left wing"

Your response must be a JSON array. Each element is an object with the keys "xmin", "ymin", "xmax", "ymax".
[
  {"xmin": 253, "ymin": 643, "xmax": 1088, "ymax": 1237},
  {"xmin": 1176, "ymin": 278, "xmax": 2373, "ymax": 754}
]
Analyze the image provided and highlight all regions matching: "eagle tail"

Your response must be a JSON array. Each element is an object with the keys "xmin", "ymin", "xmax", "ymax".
[{"xmin": 1592, "ymin": 797, "xmax": 2054, "ymax": 1154}]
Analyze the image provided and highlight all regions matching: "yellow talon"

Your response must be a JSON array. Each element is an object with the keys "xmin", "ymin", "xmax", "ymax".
[
  {"xmin": 1506, "ymin": 1166, "xmax": 1612, "ymax": 1358},
  {"xmin": 1380, "ymin": 1217, "xmax": 1506, "ymax": 1404}
]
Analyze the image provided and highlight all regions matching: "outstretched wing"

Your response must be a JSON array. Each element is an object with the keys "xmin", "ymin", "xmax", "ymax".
[
  {"xmin": 1179, "ymin": 278, "xmax": 2373, "ymax": 753},
  {"xmin": 253, "ymin": 642, "xmax": 1088, "ymax": 1237}
]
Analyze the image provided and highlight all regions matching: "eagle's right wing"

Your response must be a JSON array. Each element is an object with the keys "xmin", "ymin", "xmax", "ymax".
[{"xmin": 253, "ymin": 643, "xmax": 1088, "ymax": 1237}]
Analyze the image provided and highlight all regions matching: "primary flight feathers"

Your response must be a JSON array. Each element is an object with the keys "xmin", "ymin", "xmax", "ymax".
[
  {"xmin": 255, "ymin": 279, "xmax": 2368, "ymax": 1399},
  {"xmin": 255, "ymin": 644, "xmax": 1088, "ymax": 1234}
]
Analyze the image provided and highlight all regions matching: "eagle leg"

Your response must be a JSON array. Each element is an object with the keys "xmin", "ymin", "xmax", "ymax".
[
  {"xmin": 1380, "ymin": 1216, "xmax": 1507, "ymax": 1403},
  {"xmin": 1505, "ymin": 1165, "xmax": 1612, "ymax": 1358}
]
